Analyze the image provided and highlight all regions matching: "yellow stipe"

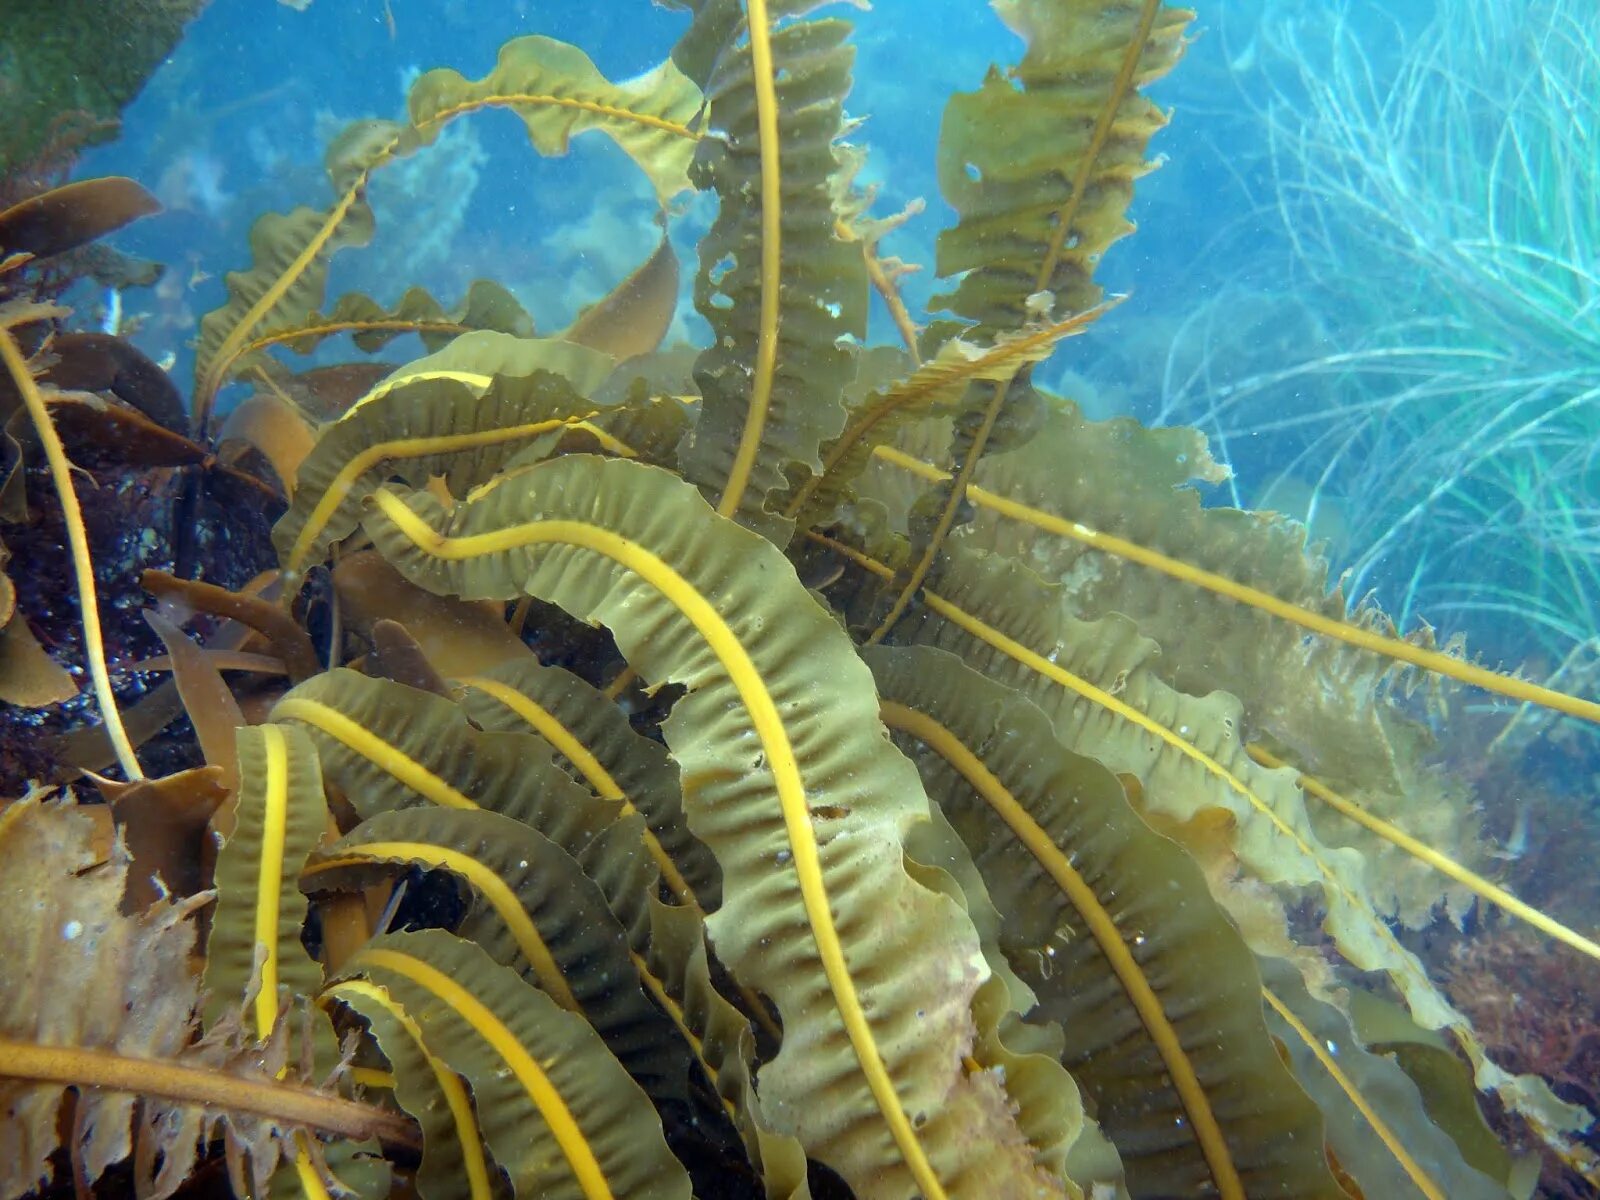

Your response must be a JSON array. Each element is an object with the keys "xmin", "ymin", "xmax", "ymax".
[
  {"xmin": 417, "ymin": 94, "xmax": 700, "ymax": 143},
  {"xmin": 0, "ymin": 326, "xmax": 142, "ymax": 781},
  {"xmin": 872, "ymin": 445, "xmax": 1600, "ymax": 726},
  {"xmin": 629, "ymin": 951, "xmax": 739, "ymax": 1119},
  {"xmin": 865, "ymin": 0, "xmax": 1160, "ymax": 644},
  {"xmin": 286, "ymin": 415, "xmax": 596, "ymax": 575},
  {"xmin": 323, "ymin": 977, "xmax": 494, "ymax": 1200},
  {"xmin": 357, "ymin": 946, "xmax": 614, "ymax": 1200},
  {"xmin": 602, "ymin": 665, "xmax": 638, "ymax": 702},
  {"xmin": 291, "ymin": 1131, "xmax": 331, "ymax": 1200},
  {"xmin": 1248, "ymin": 744, "xmax": 1600, "ymax": 964},
  {"xmin": 309, "ymin": 841, "xmax": 579, "ymax": 1011},
  {"xmin": 1037, "ymin": 0, "xmax": 1163, "ymax": 289},
  {"xmin": 716, "ymin": 0, "xmax": 783, "ymax": 521},
  {"xmin": 881, "ymin": 701, "xmax": 1245, "ymax": 1200},
  {"xmin": 272, "ymin": 697, "xmax": 477, "ymax": 809},
  {"xmin": 632, "ymin": 954, "xmax": 701, "ymax": 1060},
  {"xmin": 253, "ymin": 727, "xmax": 291, "ymax": 1040},
  {"xmin": 195, "ymin": 141, "xmax": 400, "ymax": 428},
  {"xmin": 918, "ymin": 587, "xmax": 1447, "ymax": 1001},
  {"xmin": 866, "ymin": 378, "xmax": 1006, "ymax": 645},
  {"xmin": 349, "ymin": 1066, "xmax": 396, "ymax": 1090},
  {"xmin": 373, "ymin": 488, "xmax": 950, "ymax": 1200},
  {"xmin": 782, "ymin": 304, "xmax": 1113, "ymax": 523},
  {"xmin": 0, "ymin": 1037, "xmax": 416, "ymax": 1146},
  {"xmin": 460, "ymin": 674, "xmax": 698, "ymax": 905},
  {"xmin": 1261, "ymin": 986, "xmax": 1447, "ymax": 1200},
  {"xmin": 243, "ymin": 319, "xmax": 468, "ymax": 363},
  {"xmin": 811, "ymin": 531, "xmax": 1447, "ymax": 1012}
]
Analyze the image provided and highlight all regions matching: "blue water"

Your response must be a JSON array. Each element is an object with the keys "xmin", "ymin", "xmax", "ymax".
[{"xmin": 72, "ymin": 0, "xmax": 1599, "ymax": 687}]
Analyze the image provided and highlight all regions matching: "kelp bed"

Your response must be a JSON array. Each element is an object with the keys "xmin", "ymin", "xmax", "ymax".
[{"xmin": 1, "ymin": 1, "xmax": 1598, "ymax": 1198}]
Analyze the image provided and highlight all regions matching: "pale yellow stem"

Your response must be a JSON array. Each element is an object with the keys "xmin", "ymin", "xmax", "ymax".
[
  {"xmin": 0, "ymin": 326, "xmax": 142, "ymax": 780},
  {"xmin": 717, "ymin": 0, "xmax": 783, "ymax": 519}
]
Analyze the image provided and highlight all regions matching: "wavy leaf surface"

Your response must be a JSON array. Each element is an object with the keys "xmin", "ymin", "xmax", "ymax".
[
  {"xmin": 675, "ymin": 13, "xmax": 868, "ymax": 543},
  {"xmin": 867, "ymin": 645, "xmax": 1344, "ymax": 1200},
  {"xmin": 458, "ymin": 658, "xmax": 720, "ymax": 909},
  {"xmin": 932, "ymin": 0, "xmax": 1190, "ymax": 336},
  {"xmin": 204, "ymin": 726, "xmax": 327, "ymax": 1039},
  {"xmin": 1258, "ymin": 959, "xmax": 1511, "ymax": 1200},
  {"xmin": 361, "ymin": 453, "xmax": 1068, "ymax": 1199},
  {"xmin": 275, "ymin": 362, "xmax": 604, "ymax": 580},
  {"xmin": 193, "ymin": 122, "xmax": 400, "ymax": 426},
  {"xmin": 195, "ymin": 33, "xmax": 694, "ymax": 427},
  {"xmin": 641, "ymin": 897, "xmax": 811, "ymax": 1200},
  {"xmin": 306, "ymin": 806, "xmax": 690, "ymax": 1103},
  {"xmin": 408, "ymin": 36, "xmax": 703, "ymax": 203},
  {"xmin": 268, "ymin": 279, "xmax": 534, "ymax": 360},
  {"xmin": 314, "ymin": 982, "xmax": 491, "ymax": 1200},
  {"xmin": 897, "ymin": 542, "xmax": 1592, "ymax": 1150},
  {"xmin": 329, "ymin": 930, "xmax": 692, "ymax": 1200}
]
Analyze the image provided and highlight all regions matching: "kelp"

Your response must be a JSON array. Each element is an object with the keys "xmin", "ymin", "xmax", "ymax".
[
  {"xmin": 675, "ymin": 3, "xmax": 869, "ymax": 544},
  {"xmin": 7, "ymin": 1, "xmax": 1600, "ymax": 1198},
  {"xmin": 867, "ymin": 644, "xmax": 1344, "ymax": 1200},
  {"xmin": 203, "ymin": 726, "xmax": 325, "ymax": 1035},
  {"xmin": 275, "ymin": 334, "xmax": 611, "ymax": 582},
  {"xmin": 192, "ymin": 36, "xmax": 702, "ymax": 430},
  {"xmin": 457, "ymin": 657, "xmax": 721, "ymax": 909},
  {"xmin": 328, "ymin": 930, "xmax": 694, "ymax": 1200},
  {"xmin": 868, "ymin": 0, "xmax": 1189, "ymax": 650},
  {"xmin": 306, "ymin": 805, "xmax": 693, "ymax": 1105},
  {"xmin": 363, "ymin": 454, "xmax": 1068, "ymax": 1199},
  {"xmin": 863, "ymin": 537, "xmax": 1588, "ymax": 1147},
  {"xmin": 924, "ymin": 397, "xmax": 1442, "ymax": 793}
]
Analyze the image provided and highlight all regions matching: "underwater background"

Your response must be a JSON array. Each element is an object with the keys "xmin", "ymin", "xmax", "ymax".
[
  {"xmin": 74, "ymin": 0, "xmax": 1600, "ymax": 690},
  {"xmin": 3, "ymin": 0, "xmax": 1599, "ymax": 1196}
]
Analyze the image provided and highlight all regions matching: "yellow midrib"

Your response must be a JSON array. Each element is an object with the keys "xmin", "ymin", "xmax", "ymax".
[
  {"xmin": 371, "ymin": 488, "xmax": 951, "ymax": 1200},
  {"xmin": 356, "ymin": 946, "xmax": 615, "ymax": 1200},
  {"xmin": 312, "ymin": 840, "xmax": 580, "ymax": 1012},
  {"xmin": 322, "ymin": 977, "xmax": 494, "ymax": 1200},
  {"xmin": 880, "ymin": 700, "xmax": 1245, "ymax": 1200},
  {"xmin": 198, "ymin": 146, "xmax": 397, "ymax": 419},
  {"xmin": 1261, "ymin": 985, "xmax": 1446, "ymax": 1200},
  {"xmin": 783, "ymin": 305, "xmax": 1111, "ymax": 522},
  {"xmin": 272, "ymin": 696, "xmax": 477, "ymax": 809},
  {"xmin": 717, "ymin": 0, "xmax": 784, "ymax": 521},
  {"xmin": 287, "ymin": 414, "xmax": 597, "ymax": 575},
  {"xmin": 870, "ymin": 443, "xmax": 1600, "ymax": 725},
  {"xmin": 459, "ymin": 673, "xmax": 699, "ymax": 905},
  {"xmin": 252, "ymin": 726, "xmax": 291, "ymax": 1040}
]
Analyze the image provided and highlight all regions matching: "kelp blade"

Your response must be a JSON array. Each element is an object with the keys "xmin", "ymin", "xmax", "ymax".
[{"xmin": 362, "ymin": 453, "xmax": 1073, "ymax": 1199}]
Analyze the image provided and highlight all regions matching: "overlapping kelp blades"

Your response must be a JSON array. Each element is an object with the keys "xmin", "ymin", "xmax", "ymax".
[
  {"xmin": 330, "ymin": 931, "xmax": 694, "ymax": 1200},
  {"xmin": 0, "ymin": 797, "xmax": 410, "ymax": 1198},
  {"xmin": 456, "ymin": 658, "xmax": 721, "ymax": 911},
  {"xmin": 866, "ymin": 0, "xmax": 1191, "ymax": 643},
  {"xmin": 306, "ymin": 804, "xmax": 694, "ymax": 1106},
  {"xmin": 867, "ymin": 645, "xmax": 1345, "ymax": 1200},
  {"xmin": 813, "ymin": 527, "xmax": 1594, "ymax": 1163},
  {"xmin": 202, "ymin": 726, "xmax": 326, "ymax": 1037},
  {"xmin": 1246, "ymin": 743, "xmax": 1600, "ymax": 963},
  {"xmin": 783, "ymin": 306, "xmax": 1117, "ymax": 532},
  {"xmin": 673, "ymin": 1, "xmax": 869, "ymax": 545},
  {"xmin": 362, "ymin": 454, "xmax": 1082, "ymax": 1199},
  {"xmin": 273, "ymin": 333, "xmax": 618, "ymax": 582},
  {"xmin": 13, "ymin": 0, "xmax": 1600, "ymax": 1194}
]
